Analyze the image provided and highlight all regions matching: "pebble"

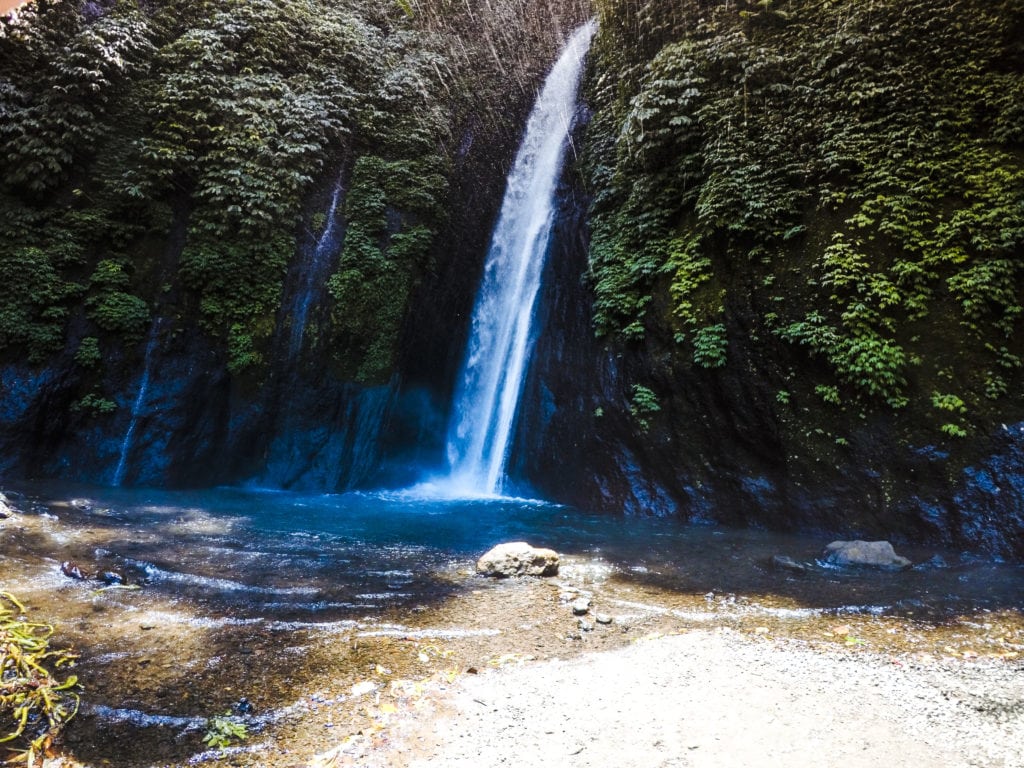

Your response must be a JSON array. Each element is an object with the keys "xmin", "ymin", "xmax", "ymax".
[
  {"xmin": 595, "ymin": 614, "xmax": 613, "ymax": 625},
  {"xmin": 100, "ymin": 570, "xmax": 126, "ymax": 585},
  {"xmin": 61, "ymin": 561, "xmax": 91, "ymax": 580},
  {"xmin": 578, "ymin": 619, "xmax": 593, "ymax": 633},
  {"xmin": 571, "ymin": 598, "xmax": 591, "ymax": 616}
]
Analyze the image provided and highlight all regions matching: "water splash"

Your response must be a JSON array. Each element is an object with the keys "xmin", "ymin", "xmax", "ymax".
[
  {"xmin": 112, "ymin": 319, "xmax": 163, "ymax": 486},
  {"xmin": 442, "ymin": 21, "xmax": 596, "ymax": 498}
]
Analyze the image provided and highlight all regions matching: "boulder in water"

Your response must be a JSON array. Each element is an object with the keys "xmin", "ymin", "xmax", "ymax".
[
  {"xmin": 0, "ymin": 492, "xmax": 11, "ymax": 519},
  {"xmin": 822, "ymin": 540, "xmax": 912, "ymax": 570},
  {"xmin": 476, "ymin": 542, "xmax": 559, "ymax": 578}
]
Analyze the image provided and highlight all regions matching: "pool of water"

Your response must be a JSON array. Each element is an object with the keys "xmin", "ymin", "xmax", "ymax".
[{"xmin": 5, "ymin": 480, "xmax": 1023, "ymax": 623}]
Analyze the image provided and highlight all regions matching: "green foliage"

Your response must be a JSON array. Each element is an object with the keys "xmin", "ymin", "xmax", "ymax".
[
  {"xmin": 0, "ymin": 242, "xmax": 80, "ymax": 362},
  {"xmin": 202, "ymin": 711, "xmax": 247, "ymax": 751},
  {"xmin": 0, "ymin": 0, "xmax": 486, "ymax": 378},
  {"xmin": 630, "ymin": 383, "xmax": 661, "ymax": 432},
  {"xmin": 179, "ymin": 234, "xmax": 290, "ymax": 371},
  {"xmin": 70, "ymin": 393, "xmax": 117, "ymax": 415},
  {"xmin": 0, "ymin": 592, "xmax": 81, "ymax": 765},
  {"xmin": 815, "ymin": 385, "xmax": 841, "ymax": 406},
  {"xmin": 0, "ymin": 1, "xmax": 154, "ymax": 195},
  {"xmin": 74, "ymin": 337, "xmax": 101, "ymax": 368},
  {"xmin": 931, "ymin": 392, "xmax": 967, "ymax": 415},
  {"xmin": 692, "ymin": 323, "xmax": 727, "ymax": 368},
  {"xmin": 86, "ymin": 261, "xmax": 150, "ymax": 338},
  {"xmin": 585, "ymin": 0, "xmax": 1024, "ymax": 436},
  {"xmin": 941, "ymin": 423, "xmax": 968, "ymax": 439},
  {"xmin": 327, "ymin": 152, "xmax": 446, "ymax": 382}
]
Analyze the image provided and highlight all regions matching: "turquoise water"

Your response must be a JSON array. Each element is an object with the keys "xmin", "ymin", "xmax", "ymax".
[{"xmin": 7, "ymin": 481, "xmax": 1024, "ymax": 622}]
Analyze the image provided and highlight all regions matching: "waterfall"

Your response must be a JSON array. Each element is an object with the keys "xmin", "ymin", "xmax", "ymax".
[
  {"xmin": 287, "ymin": 174, "xmax": 345, "ymax": 359},
  {"xmin": 112, "ymin": 319, "xmax": 163, "ymax": 486},
  {"xmin": 442, "ymin": 21, "xmax": 596, "ymax": 497}
]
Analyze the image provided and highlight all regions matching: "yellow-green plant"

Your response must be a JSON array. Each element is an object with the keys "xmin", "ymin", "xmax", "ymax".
[
  {"xmin": 0, "ymin": 593, "xmax": 80, "ymax": 766},
  {"xmin": 202, "ymin": 711, "xmax": 248, "ymax": 751}
]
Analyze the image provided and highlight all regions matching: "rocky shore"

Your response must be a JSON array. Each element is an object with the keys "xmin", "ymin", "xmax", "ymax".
[
  {"xmin": 359, "ymin": 627, "xmax": 1024, "ymax": 768},
  {"xmin": 2, "ymin": 489, "xmax": 1024, "ymax": 768}
]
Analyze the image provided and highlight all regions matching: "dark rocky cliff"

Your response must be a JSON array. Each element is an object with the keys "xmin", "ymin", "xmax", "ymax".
[
  {"xmin": 2, "ymin": 0, "xmax": 1024, "ymax": 560},
  {"xmin": 508, "ymin": 0, "xmax": 1024, "ymax": 559}
]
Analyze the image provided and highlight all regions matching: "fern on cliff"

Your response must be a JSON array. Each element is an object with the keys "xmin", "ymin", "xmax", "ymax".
[{"xmin": 585, "ymin": 0, "xmax": 1024, "ymax": 434}]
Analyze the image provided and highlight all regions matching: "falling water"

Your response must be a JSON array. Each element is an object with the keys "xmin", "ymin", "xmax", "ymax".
[
  {"xmin": 443, "ymin": 21, "xmax": 596, "ymax": 497},
  {"xmin": 287, "ymin": 175, "xmax": 345, "ymax": 359},
  {"xmin": 112, "ymin": 319, "xmax": 163, "ymax": 486}
]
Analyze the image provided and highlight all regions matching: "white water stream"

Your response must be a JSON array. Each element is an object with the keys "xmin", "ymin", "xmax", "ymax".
[
  {"xmin": 442, "ymin": 21, "xmax": 596, "ymax": 497},
  {"xmin": 112, "ymin": 319, "xmax": 163, "ymax": 486},
  {"xmin": 288, "ymin": 174, "xmax": 346, "ymax": 359}
]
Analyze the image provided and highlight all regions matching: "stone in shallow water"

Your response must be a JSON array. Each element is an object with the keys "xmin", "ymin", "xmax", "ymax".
[
  {"xmin": 822, "ymin": 540, "xmax": 912, "ymax": 570},
  {"xmin": 571, "ymin": 597, "xmax": 591, "ymax": 615},
  {"xmin": 771, "ymin": 555, "xmax": 810, "ymax": 574},
  {"xmin": 476, "ymin": 542, "xmax": 560, "ymax": 578}
]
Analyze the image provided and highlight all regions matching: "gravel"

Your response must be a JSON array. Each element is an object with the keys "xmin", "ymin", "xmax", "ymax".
[{"xmin": 379, "ymin": 628, "xmax": 1024, "ymax": 768}]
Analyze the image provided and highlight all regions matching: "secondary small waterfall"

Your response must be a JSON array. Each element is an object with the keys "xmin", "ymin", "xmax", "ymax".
[
  {"xmin": 286, "ymin": 174, "xmax": 345, "ymax": 359},
  {"xmin": 112, "ymin": 319, "xmax": 163, "ymax": 486},
  {"xmin": 442, "ymin": 21, "xmax": 596, "ymax": 497}
]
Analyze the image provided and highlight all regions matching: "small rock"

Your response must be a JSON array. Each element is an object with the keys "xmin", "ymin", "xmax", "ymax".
[
  {"xmin": 61, "ymin": 561, "xmax": 91, "ymax": 581},
  {"xmin": 595, "ymin": 613, "xmax": 613, "ymax": 625},
  {"xmin": 822, "ymin": 540, "xmax": 912, "ymax": 570},
  {"xmin": 234, "ymin": 697, "xmax": 254, "ymax": 715},
  {"xmin": 476, "ymin": 542, "xmax": 559, "ymax": 578},
  {"xmin": 770, "ymin": 555, "xmax": 810, "ymax": 574},
  {"xmin": 99, "ymin": 570, "xmax": 126, "ymax": 585},
  {"xmin": 578, "ymin": 619, "xmax": 593, "ymax": 632},
  {"xmin": 571, "ymin": 597, "xmax": 591, "ymax": 616},
  {"xmin": 70, "ymin": 498, "xmax": 92, "ymax": 511},
  {"xmin": 351, "ymin": 681, "xmax": 377, "ymax": 697}
]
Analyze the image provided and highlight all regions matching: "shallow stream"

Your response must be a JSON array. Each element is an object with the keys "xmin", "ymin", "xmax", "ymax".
[{"xmin": 2, "ymin": 481, "xmax": 1023, "ymax": 767}]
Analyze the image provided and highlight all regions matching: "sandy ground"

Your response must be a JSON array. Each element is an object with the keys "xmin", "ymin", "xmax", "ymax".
[{"xmin": 338, "ymin": 627, "xmax": 1024, "ymax": 768}]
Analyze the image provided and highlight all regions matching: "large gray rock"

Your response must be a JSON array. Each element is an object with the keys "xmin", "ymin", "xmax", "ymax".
[
  {"xmin": 476, "ymin": 542, "xmax": 559, "ymax": 578},
  {"xmin": 822, "ymin": 540, "xmax": 912, "ymax": 570}
]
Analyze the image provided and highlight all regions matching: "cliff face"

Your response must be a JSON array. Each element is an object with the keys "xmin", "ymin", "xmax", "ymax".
[
  {"xmin": 2, "ymin": 0, "xmax": 1024, "ymax": 559},
  {"xmin": 512, "ymin": 0, "xmax": 1024, "ymax": 558},
  {"xmin": 0, "ymin": 0, "xmax": 588, "ymax": 488}
]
